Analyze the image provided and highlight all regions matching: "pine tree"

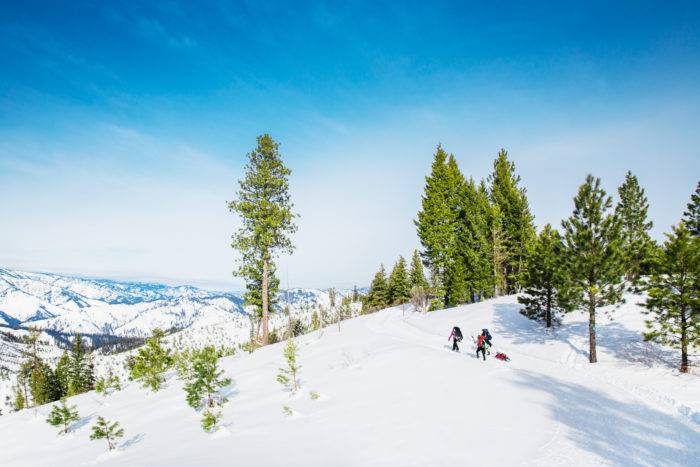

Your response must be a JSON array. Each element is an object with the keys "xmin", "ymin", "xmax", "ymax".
[
  {"xmin": 243, "ymin": 258, "xmax": 281, "ymax": 338},
  {"xmin": 201, "ymin": 410, "xmax": 222, "ymax": 433},
  {"xmin": 488, "ymin": 149, "xmax": 536, "ymax": 293},
  {"xmin": 18, "ymin": 328, "xmax": 60, "ymax": 406},
  {"xmin": 409, "ymin": 250, "xmax": 428, "ymax": 289},
  {"xmin": 562, "ymin": 175, "xmax": 625, "ymax": 363},
  {"xmin": 615, "ymin": 171, "xmax": 654, "ymax": 284},
  {"xmin": 90, "ymin": 416, "xmax": 124, "ymax": 451},
  {"xmin": 54, "ymin": 350, "xmax": 70, "ymax": 397},
  {"xmin": 228, "ymin": 134, "xmax": 298, "ymax": 346},
  {"xmin": 450, "ymin": 179, "xmax": 493, "ymax": 304},
  {"xmin": 13, "ymin": 382, "xmax": 25, "ymax": 411},
  {"xmin": 183, "ymin": 346, "xmax": 232, "ymax": 410},
  {"xmin": 518, "ymin": 224, "xmax": 568, "ymax": 327},
  {"xmin": 388, "ymin": 256, "xmax": 411, "ymax": 305},
  {"xmin": 364, "ymin": 264, "xmax": 389, "ymax": 312},
  {"xmin": 490, "ymin": 203, "xmax": 508, "ymax": 297},
  {"xmin": 46, "ymin": 398, "xmax": 80, "ymax": 435},
  {"xmin": 642, "ymin": 223, "xmax": 699, "ymax": 373},
  {"xmin": 276, "ymin": 337, "xmax": 300, "ymax": 394},
  {"xmin": 682, "ymin": 180, "xmax": 700, "ymax": 237},
  {"xmin": 67, "ymin": 334, "xmax": 94, "ymax": 396},
  {"xmin": 127, "ymin": 328, "xmax": 173, "ymax": 392},
  {"xmin": 95, "ymin": 370, "xmax": 121, "ymax": 396},
  {"xmin": 415, "ymin": 146, "xmax": 462, "ymax": 305}
]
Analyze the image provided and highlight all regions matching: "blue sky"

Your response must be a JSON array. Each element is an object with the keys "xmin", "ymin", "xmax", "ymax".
[{"xmin": 1, "ymin": 1, "xmax": 699, "ymax": 290}]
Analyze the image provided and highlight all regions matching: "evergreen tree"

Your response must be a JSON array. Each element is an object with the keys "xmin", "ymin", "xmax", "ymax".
[
  {"xmin": 488, "ymin": 149, "xmax": 536, "ymax": 293},
  {"xmin": 388, "ymin": 256, "xmax": 411, "ymax": 305},
  {"xmin": 201, "ymin": 410, "xmax": 222, "ymax": 433},
  {"xmin": 415, "ymin": 146, "xmax": 462, "ymax": 304},
  {"xmin": 409, "ymin": 249, "xmax": 428, "ymax": 289},
  {"xmin": 54, "ymin": 350, "xmax": 70, "ymax": 397},
  {"xmin": 243, "ymin": 258, "xmax": 281, "ymax": 337},
  {"xmin": 228, "ymin": 134, "xmax": 298, "ymax": 346},
  {"xmin": 95, "ymin": 370, "xmax": 122, "ymax": 396},
  {"xmin": 67, "ymin": 334, "xmax": 94, "ymax": 396},
  {"xmin": 13, "ymin": 382, "xmax": 25, "ymax": 411},
  {"xmin": 276, "ymin": 337, "xmax": 300, "ymax": 394},
  {"xmin": 90, "ymin": 416, "xmax": 124, "ymax": 451},
  {"xmin": 127, "ymin": 328, "xmax": 173, "ymax": 392},
  {"xmin": 364, "ymin": 264, "xmax": 389, "ymax": 312},
  {"xmin": 682, "ymin": 180, "xmax": 700, "ymax": 237},
  {"xmin": 561, "ymin": 175, "xmax": 625, "ymax": 363},
  {"xmin": 448, "ymin": 179, "xmax": 493, "ymax": 304},
  {"xmin": 46, "ymin": 398, "xmax": 79, "ymax": 435},
  {"xmin": 615, "ymin": 171, "xmax": 654, "ymax": 284},
  {"xmin": 18, "ymin": 328, "xmax": 60, "ymax": 406},
  {"xmin": 182, "ymin": 346, "xmax": 232, "ymax": 410},
  {"xmin": 642, "ymin": 223, "xmax": 699, "ymax": 373},
  {"xmin": 518, "ymin": 224, "xmax": 568, "ymax": 327},
  {"xmin": 489, "ymin": 203, "xmax": 508, "ymax": 297}
]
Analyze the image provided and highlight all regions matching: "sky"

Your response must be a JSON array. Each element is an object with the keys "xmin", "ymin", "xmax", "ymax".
[{"xmin": 1, "ymin": 1, "xmax": 699, "ymax": 291}]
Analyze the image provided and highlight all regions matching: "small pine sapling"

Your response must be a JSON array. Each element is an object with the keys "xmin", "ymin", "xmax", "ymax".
[
  {"xmin": 127, "ymin": 329, "xmax": 173, "ymax": 392},
  {"xmin": 90, "ymin": 416, "xmax": 124, "ymax": 451},
  {"xmin": 201, "ymin": 409, "xmax": 222, "ymax": 432},
  {"xmin": 276, "ymin": 338, "xmax": 301, "ymax": 394},
  {"xmin": 282, "ymin": 405, "xmax": 293, "ymax": 416},
  {"xmin": 309, "ymin": 391, "xmax": 320, "ymax": 400},
  {"xmin": 46, "ymin": 398, "xmax": 80, "ymax": 435},
  {"xmin": 95, "ymin": 370, "xmax": 121, "ymax": 396},
  {"xmin": 183, "ymin": 346, "xmax": 232, "ymax": 410}
]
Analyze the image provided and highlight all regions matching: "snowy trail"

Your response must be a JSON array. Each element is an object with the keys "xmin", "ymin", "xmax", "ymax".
[{"xmin": 0, "ymin": 296, "xmax": 698, "ymax": 466}]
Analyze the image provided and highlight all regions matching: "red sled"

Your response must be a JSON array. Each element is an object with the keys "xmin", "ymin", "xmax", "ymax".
[{"xmin": 495, "ymin": 352, "xmax": 510, "ymax": 361}]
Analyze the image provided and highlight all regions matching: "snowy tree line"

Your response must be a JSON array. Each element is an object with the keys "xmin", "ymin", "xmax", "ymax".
[{"xmin": 363, "ymin": 145, "xmax": 699, "ymax": 372}]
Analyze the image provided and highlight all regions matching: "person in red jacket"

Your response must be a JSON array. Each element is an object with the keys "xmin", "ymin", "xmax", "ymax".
[{"xmin": 476, "ymin": 334, "xmax": 487, "ymax": 361}]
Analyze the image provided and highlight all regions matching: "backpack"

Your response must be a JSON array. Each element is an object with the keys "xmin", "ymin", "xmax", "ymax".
[
  {"xmin": 453, "ymin": 326, "xmax": 463, "ymax": 341},
  {"xmin": 483, "ymin": 329, "xmax": 492, "ymax": 341}
]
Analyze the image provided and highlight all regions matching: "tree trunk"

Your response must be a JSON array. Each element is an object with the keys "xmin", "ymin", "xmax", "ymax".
[
  {"xmin": 546, "ymin": 289, "xmax": 552, "ymax": 328},
  {"xmin": 588, "ymin": 296, "xmax": 597, "ymax": 363},
  {"xmin": 680, "ymin": 305, "xmax": 688, "ymax": 373},
  {"xmin": 261, "ymin": 258, "xmax": 269, "ymax": 345}
]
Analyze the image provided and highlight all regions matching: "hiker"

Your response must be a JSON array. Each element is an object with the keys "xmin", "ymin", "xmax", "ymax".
[
  {"xmin": 448, "ymin": 326, "xmax": 463, "ymax": 352},
  {"xmin": 482, "ymin": 329, "xmax": 492, "ymax": 355},
  {"xmin": 476, "ymin": 333, "xmax": 487, "ymax": 360}
]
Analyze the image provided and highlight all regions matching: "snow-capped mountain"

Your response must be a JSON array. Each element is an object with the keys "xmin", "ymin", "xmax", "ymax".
[
  {"xmin": 0, "ymin": 267, "xmax": 363, "ymax": 400},
  {"xmin": 0, "ymin": 268, "xmax": 357, "ymax": 339}
]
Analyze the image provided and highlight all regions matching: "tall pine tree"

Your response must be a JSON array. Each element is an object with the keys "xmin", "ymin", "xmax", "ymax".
[
  {"xmin": 388, "ymin": 256, "xmax": 411, "ymax": 305},
  {"xmin": 415, "ymin": 146, "xmax": 463, "ymax": 305},
  {"xmin": 488, "ymin": 149, "xmax": 536, "ymax": 293},
  {"xmin": 683, "ymin": 180, "xmax": 700, "ymax": 237},
  {"xmin": 642, "ymin": 223, "xmax": 699, "ymax": 373},
  {"xmin": 562, "ymin": 175, "xmax": 625, "ymax": 363},
  {"xmin": 615, "ymin": 171, "xmax": 654, "ymax": 284},
  {"xmin": 518, "ymin": 224, "xmax": 568, "ymax": 327},
  {"xmin": 229, "ymin": 134, "xmax": 298, "ymax": 345}
]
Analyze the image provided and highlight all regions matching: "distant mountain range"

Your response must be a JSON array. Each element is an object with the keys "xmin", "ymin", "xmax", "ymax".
[
  {"xmin": 0, "ymin": 267, "xmax": 358, "ymax": 339},
  {"xmin": 0, "ymin": 267, "xmax": 364, "ymax": 407}
]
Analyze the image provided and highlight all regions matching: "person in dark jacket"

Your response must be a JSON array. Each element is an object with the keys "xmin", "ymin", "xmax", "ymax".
[{"xmin": 448, "ymin": 326, "xmax": 463, "ymax": 352}]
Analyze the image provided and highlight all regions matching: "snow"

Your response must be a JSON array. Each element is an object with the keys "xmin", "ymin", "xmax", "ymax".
[{"xmin": 0, "ymin": 295, "xmax": 697, "ymax": 466}]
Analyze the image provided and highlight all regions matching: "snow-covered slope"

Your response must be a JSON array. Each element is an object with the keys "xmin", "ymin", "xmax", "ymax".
[{"xmin": 1, "ymin": 296, "xmax": 697, "ymax": 466}]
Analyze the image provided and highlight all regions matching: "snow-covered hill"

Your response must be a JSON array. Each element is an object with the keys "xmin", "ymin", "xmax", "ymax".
[
  {"xmin": 1, "ymin": 296, "xmax": 697, "ymax": 466},
  {"xmin": 0, "ymin": 267, "xmax": 363, "ymax": 408}
]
